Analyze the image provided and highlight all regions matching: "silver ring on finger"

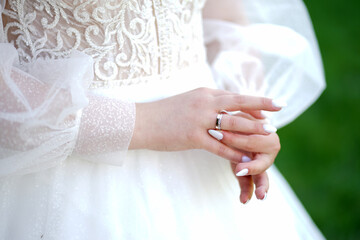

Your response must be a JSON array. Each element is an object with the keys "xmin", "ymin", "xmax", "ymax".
[
  {"xmin": 215, "ymin": 110, "xmax": 228, "ymax": 130},
  {"xmin": 215, "ymin": 113, "xmax": 223, "ymax": 130}
]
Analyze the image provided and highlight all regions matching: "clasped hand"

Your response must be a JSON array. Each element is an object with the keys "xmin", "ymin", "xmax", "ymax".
[{"xmin": 130, "ymin": 88, "xmax": 284, "ymax": 204}]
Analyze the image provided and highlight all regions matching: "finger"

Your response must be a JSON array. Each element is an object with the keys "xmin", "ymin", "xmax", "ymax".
[
  {"xmin": 242, "ymin": 110, "xmax": 266, "ymax": 120},
  {"xmin": 204, "ymin": 133, "xmax": 247, "ymax": 164},
  {"xmin": 225, "ymin": 111, "xmax": 256, "ymax": 120},
  {"xmin": 225, "ymin": 111, "xmax": 270, "ymax": 124},
  {"xmin": 252, "ymin": 172, "xmax": 269, "ymax": 200},
  {"xmin": 234, "ymin": 153, "xmax": 275, "ymax": 176},
  {"xmin": 239, "ymin": 176, "xmax": 254, "ymax": 204},
  {"xmin": 220, "ymin": 115, "xmax": 277, "ymax": 135},
  {"xmin": 231, "ymin": 163, "xmax": 254, "ymax": 204},
  {"xmin": 221, "ymin": 132, "xmax": 280, "ymax": 153},
  {"xmin": 216, "ymin": 95, "xmax": 285, "ymax": 112}
]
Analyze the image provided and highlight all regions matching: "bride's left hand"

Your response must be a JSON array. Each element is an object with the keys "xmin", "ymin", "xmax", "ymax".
[
  {"xmin": 221, "ymin": 112, "xmax": 278, "ymax": 204},
  {"xmin": 231, "ymin": 162, "xmax": 269, "ymax": 204}
]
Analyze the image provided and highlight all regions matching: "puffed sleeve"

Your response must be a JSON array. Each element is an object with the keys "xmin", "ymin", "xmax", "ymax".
[
  {"xmin": 0, "ymin": 4, "xmax": 135, "ymax": 177},
  {"xmin": 203, "ymin": 0, "xmax": 326, "ymax": 127}
]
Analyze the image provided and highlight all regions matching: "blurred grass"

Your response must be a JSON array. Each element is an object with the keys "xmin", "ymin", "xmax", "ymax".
[{"xmin": 276, "ymin": 0, "xmax": 360, "ymax": 239}]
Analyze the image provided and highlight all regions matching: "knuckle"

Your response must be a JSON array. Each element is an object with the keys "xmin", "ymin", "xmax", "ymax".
[
  {"xmin": 245, "ymin": 136, "xmax": 256, "ymax": 152},
  {"xmin": 234, "ymin": 95, "xmax": 246, "ymax": 105},
  {"xmin": 259, "ymin": 159, "xmax": 269, "ymax": 171},
  {"xmin": 196, "ymin": 87, "xmax": 211, "ymax": 95},
  {"xmin": 273, "ymin": 134, "xmax": 281, "ymax": 152},
  {"xmin": 268, "ymin": 156, "xmax": 276, "ymax": 165},
  {"xmin": 229, "ymin": 150, "xmax": 240, "ymax": 163},
  {"xmin": 254, "ymin": 122, "xmax": 263, "ymax": 133},
  {"xmin": 262, "ymin": 97, "xmax": 271, "ymax": 108},
  {"xmin": 264, "ymin": 155, "xmax": 274, "ymax": 166},
  {"xmin": 226, "ymin": 133, "xmax": 239, "ymax": 148},
  {"xmin": 275, "ymin": 141, "xmax": 281, "ymax": 152},
  {"xmin": 228, "ymin": 117, "xmax": 238, "ymax": 129},
  {"xmin": 227, "ymin": 133, "xmax": 240, "ymax": 149},
  {"xmin": 261, "ymin": 97, "xmax": 268, "ymax": 106},
  {"xmin": 217, "ymin": 144, "xmax": 227, "ymax": 157},
  {"xmin": 251, "ymin": 164, "xmax": 261, "ymax": 175}
]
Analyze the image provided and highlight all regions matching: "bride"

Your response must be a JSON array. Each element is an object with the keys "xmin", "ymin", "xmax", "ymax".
[{"xmin": 0, "ymin": 0, "xmax": 325, "ymax": 239}]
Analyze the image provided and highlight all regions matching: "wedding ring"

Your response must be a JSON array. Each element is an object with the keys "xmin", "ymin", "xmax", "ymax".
[
  {"xmin": 215, "ymin": 113, "xmax": 224, "ymax": 130},
  {"xmin": 215, "ymin": 110, "xmax": 230, "ymax": 130}
]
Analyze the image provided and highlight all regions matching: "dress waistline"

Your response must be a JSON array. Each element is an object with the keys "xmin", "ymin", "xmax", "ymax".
[{"xmin": 91, "ymin": 62, "xmax": 217, "ymax": 103}]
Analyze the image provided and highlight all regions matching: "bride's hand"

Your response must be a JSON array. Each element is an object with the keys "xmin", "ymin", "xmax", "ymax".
[
  {"xmin": 231, "ymin": 162, "xmax": 270, "ymax": 204},
  {"xmin": 219, "ymin": 111, "xmax": 280, "ymax": 203},
  {"xmin": 129, "ymin": 87, "xmax": 282, "ymax": 173}
]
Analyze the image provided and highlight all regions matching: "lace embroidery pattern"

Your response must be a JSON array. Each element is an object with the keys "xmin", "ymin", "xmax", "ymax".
[{"xmin": 3, "ymin": 0, "xmax": 207, "ymax": 88}]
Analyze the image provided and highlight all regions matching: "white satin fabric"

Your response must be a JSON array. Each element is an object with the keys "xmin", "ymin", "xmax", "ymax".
[{"xmin": 0, "ymin": 0, "xmax": 325, "ymax": 239}]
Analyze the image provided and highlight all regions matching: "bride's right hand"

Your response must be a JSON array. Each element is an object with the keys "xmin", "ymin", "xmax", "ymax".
[{"xmin": 129, "ymin": 87, "xmax": 282, "ymax": 176}]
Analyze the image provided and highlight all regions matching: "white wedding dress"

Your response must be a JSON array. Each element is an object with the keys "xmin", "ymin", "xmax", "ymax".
[{"xmin": 0, "ymin": 0, "xmax": 326, "ymax": 239}]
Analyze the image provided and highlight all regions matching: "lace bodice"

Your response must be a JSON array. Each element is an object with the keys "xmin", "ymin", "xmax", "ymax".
[{"xmin": 2, "ymin": 0, "xmax": 207, "ymax": 88}]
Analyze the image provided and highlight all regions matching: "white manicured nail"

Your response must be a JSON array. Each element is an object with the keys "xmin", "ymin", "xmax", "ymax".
[
  {"xmin": 208, "ymin": 130, "xmax": 223, "ymax": 141},
  {"xmin": 236, "ymin": 168, "xmax": 249, "ymax": 177},
  {"xmin": 260, "ymin": 110, "xmax": 267, "ymax": 118},
  {"xmin": 242, "ymin": 156, "xmax": 252, "ymax": 163},
  {"xmin": 260, "ymin": 192, "xmax": 267, "ymax": 201},
  {"xmin": 272, "ymin": 99, "xmax": 287, "ymax": 108},
  {"xmin": 263, "ymin": 124, "xmax": 277, "ymax": 133}
]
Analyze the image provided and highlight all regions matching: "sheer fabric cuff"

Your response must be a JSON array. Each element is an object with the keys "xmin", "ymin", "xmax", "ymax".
[{"xmin": 72, "ymin": 94, "xmax": 135, "ymax": 166}]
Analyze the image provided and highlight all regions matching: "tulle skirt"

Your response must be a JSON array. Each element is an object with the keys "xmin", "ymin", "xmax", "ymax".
[{"xmin": 0, "ymin": 149, "xmax": 324, "ymax": 240}]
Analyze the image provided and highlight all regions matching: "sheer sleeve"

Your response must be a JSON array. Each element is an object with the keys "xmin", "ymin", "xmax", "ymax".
[
  {"xmin": 0, "ymin": 3, "xmax": 135, "ymax": 177},
  {"xmin": 203, "ymin": 0, "xmax": 326, "ymax": 128}
]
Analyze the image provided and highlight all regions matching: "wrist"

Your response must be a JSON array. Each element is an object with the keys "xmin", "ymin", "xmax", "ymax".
[
  {"xmin": 129, "ymin": 103, "xmax": 145, "ymax": 149},
  {"xmin": 129, "ymin": 102, "xmax": 159, "ymax": 150}
]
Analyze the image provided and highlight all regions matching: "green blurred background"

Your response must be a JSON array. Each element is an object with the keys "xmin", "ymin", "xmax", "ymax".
[{"xmin": 276, "ymin": 0, "xmax": 360, "ymax": 239}]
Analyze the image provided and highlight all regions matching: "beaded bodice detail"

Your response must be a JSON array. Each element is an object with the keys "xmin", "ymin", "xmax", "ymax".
[{"xmin": 2, "ymin": 0, "xmax": 207, "ymax": 88}]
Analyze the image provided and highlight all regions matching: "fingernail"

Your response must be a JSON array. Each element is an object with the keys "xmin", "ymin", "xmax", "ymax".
[
  {"xmin": 272, "ymin": 99, "xmax": 287, "ymax": 108},
  {"xmin": 260, "ymin": 192, "xmax": 267, "ymax": 201},
  {"xmin": 243, "ymin": 199, "xmax": 250, "ymax": 205},
  {"xmin": 263, "ymin": 124, "xmax": 277, "ymax": 133},
  {"xmin": 236, "ymin": 168, "xmax": 249, "ymax": 177},
  {"xmin": 260, "ymin": 110, "xmax": 267, "ymax": 118},
  {"xmin": 208, "ymin": 129, "xmax": 223, "ymax": 141},
  {"xmin": 242, "ymin": 156, "xmax": 252, "ymax": 163}
]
